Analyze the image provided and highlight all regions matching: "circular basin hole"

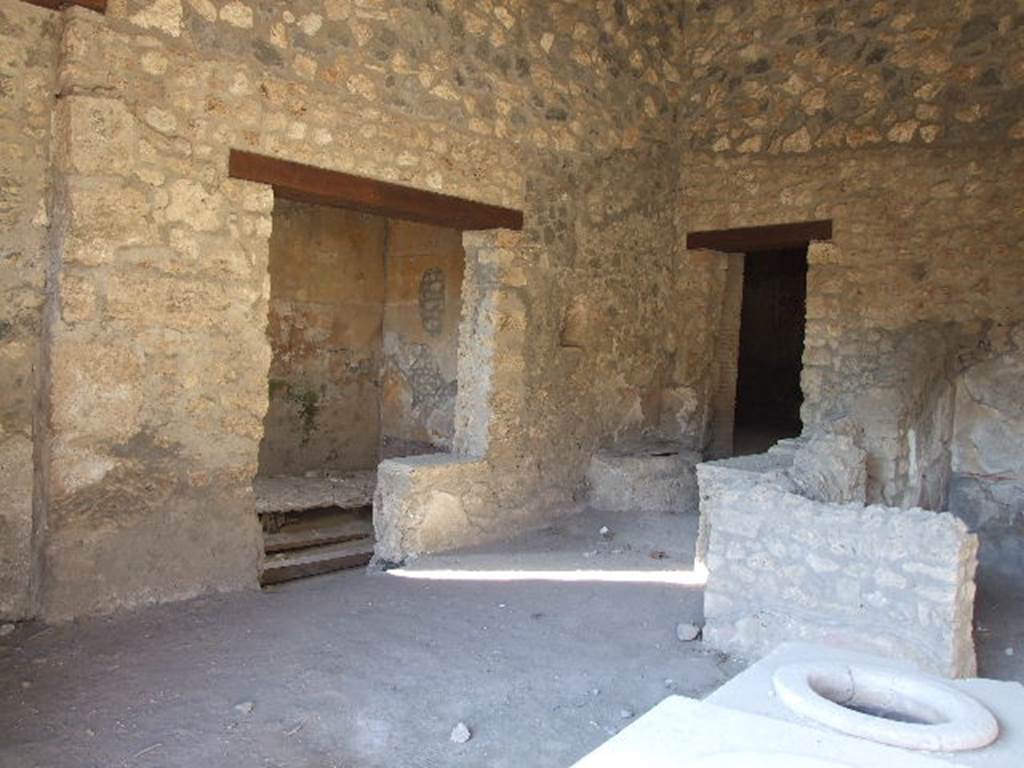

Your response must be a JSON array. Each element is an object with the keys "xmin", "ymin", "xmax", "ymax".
[
  {"xmin": 807, "ymin": 670, "xmax": 946, "ymax": 726},
  {"xmin": 772, "ymin": 662, "xmax": 1001, "ymax": 751}
]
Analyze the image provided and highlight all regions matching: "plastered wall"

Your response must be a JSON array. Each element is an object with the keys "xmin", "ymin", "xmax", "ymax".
[
  {"xmin": 259, "ymin": 200, "xmax": 386, "ymax": 475},
  {"xmin": 381, "ymin": 219, "xmax": 464, "ymax": 458},
  {"xmin": 259, "ymin": 203, "xmax": 465, "ymax": 475}
]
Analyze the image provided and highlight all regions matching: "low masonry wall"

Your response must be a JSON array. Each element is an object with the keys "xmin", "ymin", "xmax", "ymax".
[{"xmin": 697, "ymin": 439, "xmax": 978, "ymax": 678}]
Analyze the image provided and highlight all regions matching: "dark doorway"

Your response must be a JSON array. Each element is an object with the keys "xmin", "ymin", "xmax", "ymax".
[{"xmin": 732, "ymin": 248, "xmax": 808, "ymax": 456}]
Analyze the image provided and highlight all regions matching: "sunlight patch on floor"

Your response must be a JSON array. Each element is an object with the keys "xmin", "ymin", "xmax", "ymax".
[{"xmin": 387, "ymin": 566, "xmax": 708, "ymax": 586}]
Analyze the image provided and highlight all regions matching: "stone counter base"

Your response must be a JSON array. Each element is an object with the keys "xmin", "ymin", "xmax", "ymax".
[{"xmin": 698, "ymin": 446, "xmax": 978, "ymax": 678}]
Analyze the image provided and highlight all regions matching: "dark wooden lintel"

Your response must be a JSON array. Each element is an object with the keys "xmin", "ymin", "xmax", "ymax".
[
  {"xmin": 686, "ymin": 220, "xmax": 833, "ymax": 253},
  {"xmin": 19, "ymin": 0, "xmax": 107, "ymax": 13},
  {"xmin": 229, "ymin": 149, "xmax": 523, "ymax": 231}
]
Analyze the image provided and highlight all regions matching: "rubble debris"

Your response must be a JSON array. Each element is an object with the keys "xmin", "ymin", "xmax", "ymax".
[
  {"xmin": 676, "ymin": 622, "xmax": 701, "ymax": 642},
  {"xmin": 450, "ymin": 722, "xmax": 472, "ymax": 743}
]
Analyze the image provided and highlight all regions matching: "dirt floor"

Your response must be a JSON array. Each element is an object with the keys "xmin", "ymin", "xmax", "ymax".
[{"xmin": 1, "ymin": 509, "xmax": 1021, "ymax": 768}]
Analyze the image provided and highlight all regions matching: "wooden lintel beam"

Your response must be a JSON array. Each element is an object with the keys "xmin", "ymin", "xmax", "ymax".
[
  {"xmin": 228, "ymin": 149, "xmax": 524, "ymax": 232},
  {"xmin": 19, "ymin": 0, "xmax": 107, "ymax": 12},
  {"xmin": 686, "ymin": 220, "xmax": 833, "ymax": 253}
]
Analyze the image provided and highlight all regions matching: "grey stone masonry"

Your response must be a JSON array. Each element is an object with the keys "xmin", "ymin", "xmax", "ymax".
[{"xmin": 697, "ymin": 445, "xmax": 978, "ymax": 678}]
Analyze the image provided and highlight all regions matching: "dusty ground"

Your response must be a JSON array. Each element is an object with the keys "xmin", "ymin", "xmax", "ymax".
[
  {"xmin": 1, "ymin": 509, "xmax": 1021, "ymax": 768},
  {"xmin": 0, "ymin": 510, "xmax": 734, "ymax": 768}
]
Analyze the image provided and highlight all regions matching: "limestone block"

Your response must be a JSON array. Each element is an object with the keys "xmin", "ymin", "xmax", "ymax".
[
  {"xmin": 164, "ymin": 180, "xmax": 225, "ymax": 232},
  {"xmin": 949, "ymin": 353, "xmax": 1024, "ymax": 576},
  {"xmin": 950, "ymin": 475, "xmax": 1024, "ymax": 578},
  {"xmin": 786, "ymin": 433, "xmax": 867, "ymax": 504},
  {"xmin": 219, "ymin": 1, "xmax": 254, "ymax": 29},
  {"xmin": 587, "ymin": 442, "xmax": 700, "ymax": 514},
  {"xmin": 49, "ymin": 337, "xmax": 144, "ymax": 445},
  {"xmin": 129, "ymin": 0, "xmax": 184, "ymax": 37},
  {"xmin": 373, "ymin": 454, "xmax": 490, "ymax": 563},
  {"xmin": 63, "ymin": 96, "xmax": 136, "ymax": 176},
  {"xmin": 953, "ymin": 355, "xmax": 1024, "ymax": 477},
  {"xmin": 65, "ymin": 178, "xmax": 156, "ymax": 266}
]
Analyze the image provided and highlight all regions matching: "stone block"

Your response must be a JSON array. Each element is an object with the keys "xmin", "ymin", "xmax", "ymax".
[
  {"xmin": 786, "ymin": 432, "xmax": 867, "ymax": 504},
  {"xmin": 373, "ymin": 454, "xmax": 491, "ymax": 564},
  {"xmin": 587, "ymin": 441, "xmax": 700, "ymax": 514},
  {"xmin": 164, "ymin": 179, "xmax": 226, "ymax": 232},
  {"xmin": 371, "ymin": 453, "xmax": 576, "ymax": 568},
  {"xmin": 953, "ymin": 355, "xmax": 1024, "ymax": 477},
  {"xmin": 65, "ymin": 177, "xmax": 156, "ymax": 266},
  {"xmin": 62, "ymin": 96, "xmax": 136, "ymax": 176}
]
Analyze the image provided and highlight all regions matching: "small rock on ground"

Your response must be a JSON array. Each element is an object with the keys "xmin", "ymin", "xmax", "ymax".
[
  {"xmin": 675, "ymin": 622, "xmax": 700, "ymax": 642},
  {"xmin": 450, "ymin": 722, "xmax": 472, "ymax": 743},
  {"xmin": 234, "ymin": 701, "xmax": 254, "ymax": 714}
]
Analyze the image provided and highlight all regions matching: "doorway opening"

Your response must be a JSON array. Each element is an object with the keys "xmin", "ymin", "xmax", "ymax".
[
  {"xmin": 686, "ymin": 220, "xmax": 828, "ymax": 459},
  {"xmin": 255, "ymin": 203, "xmax": 466, "ymax": 584},
  {"xmin": 732, "ymin": 247, "xmax": 808, "ymax": 456},
  {"xmin": 229, "ymin": 150, "xmax": 523, "ymax": 585}
]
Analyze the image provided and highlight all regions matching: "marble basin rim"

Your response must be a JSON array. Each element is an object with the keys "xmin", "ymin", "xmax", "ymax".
[{"xmin": 771, "ymin": 661, "xmax": 999, "ymax": 752}]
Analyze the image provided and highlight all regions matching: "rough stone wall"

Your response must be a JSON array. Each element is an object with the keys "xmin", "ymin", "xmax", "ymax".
[
  {"xmin": 14, "ymin": 0, "xmax": 687, "ymax": 617},
  {"xmin": 377, "ymin": 159, "xmax": 689, "ymax": 560},
  {"xmin": 13, "ymin": 0, "xmax": 1018, "ymax": 618},
  {"xmin": 381, "ymin": 220, "xmax": 464, "ymax": 458},
  {"xmin": 682, "ymin": 0, "xmax": 1022, "ymax": 154},
  {"xmin": 951, "ymin": 323, "xmax": 1024, "ymax": 576},
  {"xmin": 41, "ymin": 100, "xmax": 273, "ymax": 622},
  {"xmin": 699, "ymin": 451, "xmax": 979, "ymax": 678},
  {"xmin": 664, "ymin": 249, "xmax": 730, "ymax": 452},
  {"xmin": 677, "ymin": 0, "xmax": 1024, "ymax": 502},
  {"xmin": 259, "ymin": 200, "xmax": 386, "ymax": 475},
  {"xmin": 681, "ymin": 148, "xmax": 1024, "ymax": 505},
  {"xmin": 515, "ymin": 142, "xmax": 690, "ymax": 461},
  {"xmin": 836, "ymin": 321, "xmax": 959, "ymax": 508},
  {"xmin": 0, "ymin": 3, "xmax": 58, "ymax": 620}
]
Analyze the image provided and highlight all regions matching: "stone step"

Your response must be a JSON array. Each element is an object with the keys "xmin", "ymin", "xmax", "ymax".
[
  {"xmin": 260, "ymin": 539, "xmax": 374, "ymax": 586},
  {"xmin": 254, "ymin": 472, "xmax": 376, "ymax": 515},
  {"xmin": 264, "ymin": 518, "xmax": 374, "ymax": 555}
]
